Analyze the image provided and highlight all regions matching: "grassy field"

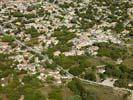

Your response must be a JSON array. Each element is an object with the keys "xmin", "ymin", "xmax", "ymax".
[
  {"xmin": 40, "ymin": 84, "xmax": 74, "ymax": 100},
  {"xmin": 122, "ymin": 57, "xmax": 133, "ymax": 70},
  {"xmin": 87, "ymin": 57, "xmax": 103, "ymax": 66},
  {"xmin": 123, "ymin": 38, "xmax": 133, "ymax": 70},
  {"xmin": 83, "ymin": 82, "xmax": 129, "ymax": 100},
  {"xmin": 40, "ymin": 82, "xmax": 129, "ymax": 100}
]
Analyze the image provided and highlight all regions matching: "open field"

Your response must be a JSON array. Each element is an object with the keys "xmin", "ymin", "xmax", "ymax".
[
  {"xmin": 123, "ymin": 58, "xmax": 133, "ymax": 70},
  {"xmin": 83, "ymin": 82, "xmax": 129, "ymax": 100}
]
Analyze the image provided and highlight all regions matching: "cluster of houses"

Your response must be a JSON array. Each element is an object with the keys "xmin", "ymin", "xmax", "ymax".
[{"xmin": 0, "ymin": 0, "xmax": 132, "ymax": 87}]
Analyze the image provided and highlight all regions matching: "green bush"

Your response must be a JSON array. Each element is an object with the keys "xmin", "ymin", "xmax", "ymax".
[
  {"xmin": 24, "ymin": 13, "xmax": 36, "ymax": 19},
  {"xmin": 69, "ymin": 67, "xmax": 84, "ymax": 76},
  {"xmin": 114, "ymin": 79, "xmax": 128, "ymax": 88},
  {"xmin": 1, "ymin": 34, "xmax": 14, "ymax": 42},
  {"xmin": 68, "ymin": 95, "xmax": 82, "ymax": 100},
  {"xmin": 48, "ymin": 88, "xmax": 63, "ymax": 100},
  {"xmin": 25, "ymin": 26, "xmax": 41, "ymax": 37},
  {"xmin": 11, "ymin": 12, "xmax": 24, "ymax": 17},
  {"xmin": 114, "ymin": 22, "xmax": 124, "ymax": 33},
  {"xmin": 84, "ymin": 72, "xmax": 96, "ymax": 81}
]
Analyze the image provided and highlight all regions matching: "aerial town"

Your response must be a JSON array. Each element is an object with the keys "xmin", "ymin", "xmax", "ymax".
[{"xmin": 0, "ymin": 0, "xmax": 133, "ymax": 100}]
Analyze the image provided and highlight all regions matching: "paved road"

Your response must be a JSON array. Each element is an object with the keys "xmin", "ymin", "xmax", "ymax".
[
  {"xmin": 80, "ymin": 78, "xmax": 133, "ymax": 93},
  {"xmin": 15, "ymin": 39, "xmax": 49, "ymax": 61},
  {"xmin": 57, "ymin": 65, "xmax": 133, "ymax": 94}
]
